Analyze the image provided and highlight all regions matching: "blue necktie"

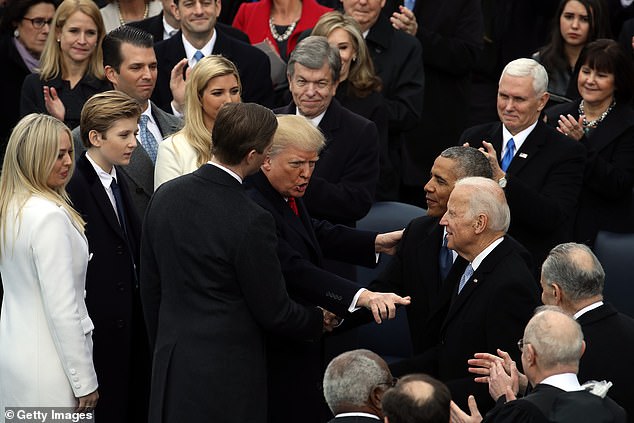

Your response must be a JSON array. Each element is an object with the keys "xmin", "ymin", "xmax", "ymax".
[
  {"xmin": 193, "ymin": 50, "xmax": 204, "ymax": 65},
  {"xmin": 500, "ymin": 138, "xmax": 515, "ymax": 172},
  {"xmin": 111, "ymin": 177, "xmax": 127, "ymax": 237},
  {"xmin": 139, "ymin": 114, "xmax": 159, "ymax": 163},
  {"xmin": 439, "ymin": 234, "xmax": 453, "ymax": 281},
  {"xmin": 458, "ymin": 263, "xmax": 474, "ymax": 294}
]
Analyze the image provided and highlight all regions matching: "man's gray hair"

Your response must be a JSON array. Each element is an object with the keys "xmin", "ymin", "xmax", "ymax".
[
  {"xmin": 323, "ymin": 349, "xmax": 390, "ymax": 413},
  {"xmin": 287, "ymin": 36, "xmax": 342, "ymax": 83},
  {"xmin": 501, "ymin": 58, "xmax": 549, "ymax": 96},
  {"xmin": 524, "ymin": 306, "xmax": 584, "ymax": 369},
  {"xmin": 454, "ymin": 177, "xmax": 510, "ymax": 232},
  {"xmin": 541, "ymin": 243, "xmax": 605, "ymax": 303},
  {"xmin": 440, "ymin": 147, "xmax": 493, "ymax": 180}
]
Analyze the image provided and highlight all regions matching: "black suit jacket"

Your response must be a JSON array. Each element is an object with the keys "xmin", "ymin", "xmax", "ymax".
[
  {"xmin": 140, "ymin": 164, "xmax": 323, "ymax": 423},
  {"xmin": 66, "ymin": 153, "xmax": 148, "ymax": 422},
  {"xmin": 391, "ymin": 238, "xmax": 540, "ymax": 413},
  {"xmin": 245, "ymin": 170, "xmax": 377, "ymax": 423},
  {"xmin": 546, "ymin": 102, "xmax": 634, "ymax": 245},
  {"xmin": 483, "ymin": 383, "xmax": 626, "ymax": 423},
  {"xmin": 459, "ymin": 121, "xmax": 585, "ymax": 265},
  {"xmin": 369, "ymin": 217, "xmax": 535, "ymax": 355},
  {"xmin": 129, "ymin": 12, "xmax": 249, "ymax": 43},
  {"xmin": 275, "ymin": 99, "xmax": 379, "ymax": 227},
  {"xmin": 152, "ymin": 30, "xmax": 274, "ymax": 111},
  {"xmin": 576, "ymin": 303, "xmax": 634, "ymax": 423}
]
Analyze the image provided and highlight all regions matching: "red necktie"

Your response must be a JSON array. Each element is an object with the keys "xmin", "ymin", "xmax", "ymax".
[{"xmin": 287, "ymin": 197, "xmax": 299, "ymax": 216}]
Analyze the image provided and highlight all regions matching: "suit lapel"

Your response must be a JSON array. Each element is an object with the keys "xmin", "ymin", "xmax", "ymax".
[
  {"xmin": 317, "ymin": 99, "xmax": 343, "ymax": 155},
  {"xmin": 441, "ymin": 239, "xmax": 511, "ymax": 331},
  {"xmin": 507, "ymin": 122, "xmax": 548, "ymax": 175},
  {"xmin": 78, "ymin": 155, "xmax": 126, "ymax": 239},
  {"xmin": 151, "ymin": 101, "xmax": 182, "ymax": 138}
]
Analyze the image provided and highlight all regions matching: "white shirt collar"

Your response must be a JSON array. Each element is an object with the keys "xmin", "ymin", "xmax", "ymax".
[
  {"xmin": 470, "ymin": 236, "xmax": 504, "ymax": 272},
  {"xmin": 182, "ymin": 30, "xmax": 216, "ymax": 68},
  {"xmin": 295, "ymin": 107, "xmax": 326, "ymax": 127},
  {"xmin": 335, "ymin": 412, "xmax": 380, "ymax": 420},
  {"xmin": 574, "ymin": 301, "xmax": 604, "ymax": 320},
  {"xmin": 502, "ymin": 120, "xmax": 537, "ymax": 158},
  {"xmin": 86, "ymin": 150, "xmax": 118, "ymax": 187},
  {"xmin": 541, "ymin": 373, "xmax": 583, "ymax": 392},
  {"xmin": 163, "ymin": 17, "xmax": 179, "ymax": 39},
  {"xmin": 208, "ymin": 160, "xmax": 242, "ymax": 183}
]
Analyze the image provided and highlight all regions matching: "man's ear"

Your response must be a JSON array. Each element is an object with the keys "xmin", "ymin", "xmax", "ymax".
[
  {"xmin": 88, "ymin": 130, "xmax": 102, "ymax": 148},
  {"xmin": 552, "ymin": 283, "xmax": 564, "ymax": 306},
  {"xmin": 261, "ymin": 155, "xmax": 272, "ymax": 172},
  {"xmin": 171, "ymin": 2, "xmax": 181, "ymax": 21},
  {"xmin": 473, "ymin": 213, "xmax": 488, "ymax": 234},
  {"xmin": 104, "ymin": 65, "xmax": 118, "ymax": 86},
  {"xmin": 215, "ymin": 0, "xmax": 222, "ymax": 17},
  {"xmin": 370, "ymin": 386, "xmax": 384, "ymax": 411}
]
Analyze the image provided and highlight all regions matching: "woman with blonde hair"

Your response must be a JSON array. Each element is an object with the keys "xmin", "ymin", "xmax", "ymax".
[
  {"xmin": 154, "ymin": 55, "xmax": 242, "ymax": 189},
  {"xmin": 20, "ymin": 0, "xmax": 110, "ymax": 129},
  {"xmin": 312, "ymin": 11, "xmax": 395, "ymax": 200},
  {"xmin": 0, "ymin": 114, "xmax": 99, "ymax": 411}
]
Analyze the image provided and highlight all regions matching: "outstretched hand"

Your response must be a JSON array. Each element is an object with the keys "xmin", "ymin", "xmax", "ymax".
[
  {"xmin": 357, "ymin": 290, "xmax": 411, "ymax": 324},
  {"xmin": 450, "ymin": 396, "xmax": 483, "ymax": 423}
]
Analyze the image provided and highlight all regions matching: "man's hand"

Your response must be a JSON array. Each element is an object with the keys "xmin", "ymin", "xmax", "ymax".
[
  {"xmin": 468, "ymin": 349, "xmax": 528, "ymax": 394},
  {"xmin": 169, "ymin": 58, "xmax": 189, "ymax": 115},
  {"xmin": 449, "ymin": 396, "xmax": 483, "ymax": 423},
  {"xmin": 43, "ymin": 86, "xmax": 65, "ymax": 122},
  {"xmin": 76, "ymin": 389, "xmax": 99, "ymax": 413},
  {"xmin": 390, "ymin": 5, "xmax": 418, "ymax": 36},
  {"xmin": 357, "ymin": 290, "xmax": 411, "ymax": 324},
  {"xmin": 375, "ymin": 229, "xmax": 404, "ymax": 255},
  {"xmin": 489, "ymin": 359, "xmax": 519, "ymax": 401},
  {"xmin": 322, "ymin": 308, "xmax": 341, "ymax": 332},
  {"xmin": 464, "ymin": 141, "xmax": 505, "ymax": 181}
]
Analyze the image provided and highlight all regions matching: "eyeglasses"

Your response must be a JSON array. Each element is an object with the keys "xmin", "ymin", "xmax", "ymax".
[
  {"xmin": 376, "ymin": 377, "xmax": 399, "ymax": 388},
  {"xmin": 22, "ymin": 17, "xmax": 53, "ymax": 29},
  {"xmin": 517, "ymin": 338, "xmax": 530, "ymax": 352}
]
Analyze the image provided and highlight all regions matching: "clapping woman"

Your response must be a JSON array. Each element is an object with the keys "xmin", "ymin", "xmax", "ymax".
[
  {"xmin": 0, "ymin": 114, "xmax": 98, "ymax": 411},
  {"xmin": 20, "ymin": 0, "xmax": 110, "ymax": 129},
  {"xmin": 546, "ymin": 39, "xmax": 634, "ymax": 244},
  {"xmin": 154, "ymin": 55, "xmax": 242, "ymax": 189}
]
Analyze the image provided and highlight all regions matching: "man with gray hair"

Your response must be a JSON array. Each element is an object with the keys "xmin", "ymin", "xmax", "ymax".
[
  {"xmin": 451, "ymin": 307, "xmax": 626, "ymax": 423},
  {"xmin": 540, "ymin": 243, "xmax": 634, "ymax": 421},
  {"xmin": 275, "ymin": 36, "xmax": 380, "ymax": 250},
  {"xmin": 323, "ymin": 349, "xmax": 395, "ymax": 422},
  {"xmin": 368, "ymin": 146, "xmax": 498, "ymax": 354},
  {"xmin": 391, "ymin": 177, "xmax": 539, "ymax": 415},
  {"xmin": 459, "ymin": 58, "xmax": 585, "ymax": 267}
]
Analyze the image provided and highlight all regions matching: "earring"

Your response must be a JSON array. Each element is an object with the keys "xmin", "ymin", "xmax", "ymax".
[
  {"xmin": 14, "ymin": 28, "xmax": 19, "ymax": 38},
  {"xmin": 352, "ymin": 56, "xmax": 357, "ymax": 62},
  {"xmin": 57, "ymin": 38, "xmax": 60, "ymax": 42}
]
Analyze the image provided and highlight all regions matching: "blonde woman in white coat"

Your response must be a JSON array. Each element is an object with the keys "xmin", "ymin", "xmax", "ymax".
[
  {"xmin": 154, "ymin": 55, "xmax": 241, "ymax": 190},
  {"xmin": 0, "ymin": 114, "xmax": 99, "ymax": 414}
]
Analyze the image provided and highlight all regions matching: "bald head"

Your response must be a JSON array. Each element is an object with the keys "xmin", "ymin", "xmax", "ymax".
[
  {"xmin": 523, "ymin": 307, "xmax": 584, "ymax": 372},
  {"xmin": 381, "ymin": 374, "xmax": 450, "ymax": 423}
]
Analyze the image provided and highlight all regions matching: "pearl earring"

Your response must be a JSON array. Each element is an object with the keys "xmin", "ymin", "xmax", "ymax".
[{"xmin": 14, "ymin": 29, "xmax": 19, "ymax": 38}]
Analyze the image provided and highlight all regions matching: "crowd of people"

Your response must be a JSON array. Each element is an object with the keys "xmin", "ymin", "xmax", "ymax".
[{"xmin": 1, "ymin": 0, "xmax": 634, "ymax": 421}]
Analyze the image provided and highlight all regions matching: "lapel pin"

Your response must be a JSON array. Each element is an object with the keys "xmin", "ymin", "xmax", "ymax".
[
  {"xmin": 519, "ymin": 153, "xmax": 528, "ymax": 159},
  {"xmin": 473, "ymin": 279, "xmax": 478, "ymax": 283}
]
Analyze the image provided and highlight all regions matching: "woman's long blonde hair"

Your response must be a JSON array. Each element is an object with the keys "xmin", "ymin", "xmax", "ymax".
[
  {"xmin": 39, "ymin": 0, "xmax": 106, "ymax": 81},
  {"xmin": 0, "ymin": 114, "xmax": 84, "ymax": 257},
  {"xmin": 179, "ymin": 55, "xmax": 241, "ymax": 167}
]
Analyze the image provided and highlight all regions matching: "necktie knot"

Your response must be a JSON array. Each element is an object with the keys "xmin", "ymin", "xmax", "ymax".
[
  {"xmin": 501, "ymin": 138, "xmax": 515, "ymax": 172},
  {"xmin": 193, "ymin": 50, "xmax": 204, "ymax": 63}
]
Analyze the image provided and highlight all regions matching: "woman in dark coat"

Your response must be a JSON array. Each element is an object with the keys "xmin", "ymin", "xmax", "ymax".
[
  {"xmin": 0, "ymin": 0, "xmax": 57, "ymax": 148},
  {"xmin": 547, "ymin": 39, "xmax": 634, "ymax": 245},
  {"xmin": 20, "ymin": 0, "xmax": 110, "ymax": 130}
]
